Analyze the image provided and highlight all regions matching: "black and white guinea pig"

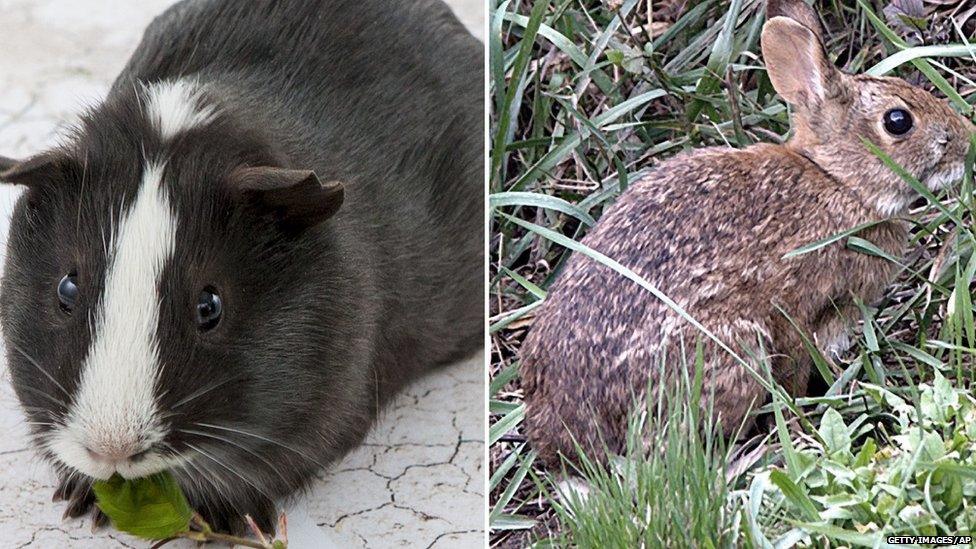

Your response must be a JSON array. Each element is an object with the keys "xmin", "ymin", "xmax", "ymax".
[{"xmin": 0, "ymin": 0, "xmax": 483, "ymax": 534}]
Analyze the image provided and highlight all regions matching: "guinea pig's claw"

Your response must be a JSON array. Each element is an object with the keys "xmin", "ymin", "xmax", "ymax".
[
  {"xmin": 62, "ymin": 496, "xmax": 92, "ymax": 520},
  {"xmin": 56, "ymin": 478, "xmax": 96, "ymax": 521},
  {"xmin": 51, "ymin": 480, "xmax": 77, "ymax": 503},
  {"xmin": 90, "ymin": 508, "xmax": 109, "ymax": 532}
]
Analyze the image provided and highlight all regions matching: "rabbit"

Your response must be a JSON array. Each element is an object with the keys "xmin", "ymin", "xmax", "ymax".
[
  {"xmin": 519, "ymin": 0, "xmax": 975, "ymax": 468},
  {"xmin": 0, "ymin": 0, "xmax": 483, "ymax": 535}
]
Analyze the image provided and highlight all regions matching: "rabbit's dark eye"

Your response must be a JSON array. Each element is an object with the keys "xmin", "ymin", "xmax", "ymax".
[
  {"xmin": 195, "ymin": 287, "xmax": 222, "ymax": 332},
  {"xmin": 57, "ymin": 273, "xmax": 79, "ymax": 314},
  {"xmin": 883, "ymin": 108, "xmax": 913, "ymax": 136}
]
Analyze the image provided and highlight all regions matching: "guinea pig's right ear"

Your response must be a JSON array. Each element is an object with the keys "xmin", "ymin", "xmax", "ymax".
[
  {"xmin": 231, "ymin": 166, "xmax": 345, "ymax": 232},
  {"xmin": 0, "ymin": 151, "xmax": 77, "ymax": 187},
  {"xmin": 761, "ymin": 16, "xmax": 845, "ymax": 111}
]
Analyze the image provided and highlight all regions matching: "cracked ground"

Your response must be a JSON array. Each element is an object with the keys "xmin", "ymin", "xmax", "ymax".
[{"xmin": 0, "ymin": 0, "xmax": 485, "ymax": 547}]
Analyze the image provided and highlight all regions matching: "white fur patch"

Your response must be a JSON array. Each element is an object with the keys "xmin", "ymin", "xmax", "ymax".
[
  {"xmin": 51, "ymin": 162, "xmax": 178, "ymax": 479},
  {"xmin": 924, "ymin": 162, "xmax": 965, "ymax": 192},
  {"xmin": 555, "ymin": 476, "xmax": 592, "ymax": 506},
  {"xmin": 876, "ymin": 162, "xmax": 965, "ymax": 218},
  {"xmin": 821, "ymin": 331, "xmax": 851, "ymax": 360},
  {"xmin": 875, "ymin": 193, "xmax": 908, "ymax": 218},
  {"xmin": 143, "ymin": 80, "xmax": 216, "ymax": 140}
]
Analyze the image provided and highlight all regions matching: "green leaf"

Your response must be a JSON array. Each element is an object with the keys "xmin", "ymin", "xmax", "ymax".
[
  {"xmin": 93, "ymin": 472, "xmax": 192, "ymax": 540},
  {"xmin": 868, "ymin": 44, "xmax": 976, "ymax": 76},
  {"xmin": 489, "ymin": 403, "xmax": 525, "ymax": 445},
  {"xmin": 772, "ymin": 396, "xmax": 801, "ymax": 479},
  {"xmin": 490, "ymin": 450, "xmax": 537, "ymax": 524},
  {"xmin": 491, "ymin": 0, "xmax": 549, "ymax": 187},
  {"xmin": 491, "ymin": 191, "xmax": 597, "ymax": 227},
  {"xmin": 491, "ymin": 514, "xmax": 537, "ymax": 530},
  {"xmin": 795, "ymin": 522, "xmax": 894, "ymax": 547},
  {"xmin": 782, "ymin": 220, "xmax": 885, "ymax": 259},
  {"xmin": 853, "ymin": 437, "xmax": 877, "ymax": 468},
  {"xmin": 818, "ymin": 408, "xmax": 852, "ymax": 457},
  {"xmin": 688, "ymin": 0, "xmax": 744, "ymax": 122},
  {"xmin": 768, "ymin": 469, "xmax": 820, "ymax": 522}
]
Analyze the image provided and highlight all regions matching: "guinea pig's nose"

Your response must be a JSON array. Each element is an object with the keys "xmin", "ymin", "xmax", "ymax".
[{"xmin": 85, "ymin": 445, "xmax": 149, "ymax": 464}]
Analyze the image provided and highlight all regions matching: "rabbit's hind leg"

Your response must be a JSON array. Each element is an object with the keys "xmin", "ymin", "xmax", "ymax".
[{"xmin": 692, "ymin": 320, "xmax": 779, "ymax": 438}]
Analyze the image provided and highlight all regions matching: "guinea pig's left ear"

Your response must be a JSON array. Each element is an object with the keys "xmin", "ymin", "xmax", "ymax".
[
  {"xmin": 231, "ymin": 166, "xmax": 345, "ymax": 231},
  {"xmin": 0, "ymin": 151, "xmax": 78, "ymax": 187},
  {"xmin": 0, "ymin": 156, "xmax": 18, "ymax": 172}
]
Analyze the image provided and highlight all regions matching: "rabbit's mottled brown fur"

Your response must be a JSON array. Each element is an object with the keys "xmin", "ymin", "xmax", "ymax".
[{"xmin": 520, "ymin": 0, "xmax": 975, "ymax": 468}]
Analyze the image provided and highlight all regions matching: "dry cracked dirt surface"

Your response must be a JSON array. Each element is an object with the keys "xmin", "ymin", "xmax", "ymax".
[{"xmin": 0, "ymin": 0, "xmax": 485, "ymax": 547}]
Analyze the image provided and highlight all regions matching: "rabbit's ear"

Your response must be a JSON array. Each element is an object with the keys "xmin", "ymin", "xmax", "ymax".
[
  {"xmin": 761, "ymin": 16, "xmax": 843, "ymax": 110},
  {"xmin": 766, "ymin": 0, "xmax": 824, "ymax": 42}
]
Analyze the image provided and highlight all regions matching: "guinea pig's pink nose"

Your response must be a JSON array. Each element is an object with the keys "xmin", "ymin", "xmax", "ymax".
[{"xmin": 85, "ymin": 445, "xmax": 149, "ymax": 464}]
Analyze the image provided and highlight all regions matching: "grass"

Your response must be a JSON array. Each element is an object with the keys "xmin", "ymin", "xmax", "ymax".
[
  {"xmin": 488, "ymin": 0, "xmax": 976, "ymax": 546},
  {"xmin": 541, "ymin": 351, "xmax": 742, "ymax": 548}
]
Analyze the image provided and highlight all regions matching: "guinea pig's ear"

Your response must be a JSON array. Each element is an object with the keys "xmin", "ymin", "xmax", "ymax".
[
  {"xmin": 0, "ymin": 151, "xmax": 77, "ymax": 187},
  {"xmin": 231, "ymin": 166, "xmax": 345, "ymax": 231},
  {"xmin": 0, "ymin": 156, "xmax": 18, "ymax": 172},
  {"xmin": 761, "ymin": 16, "xmax": 844, "ymax": 110}
]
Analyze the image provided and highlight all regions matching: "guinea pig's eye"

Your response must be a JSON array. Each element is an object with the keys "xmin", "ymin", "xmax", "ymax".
[
  {"xmin": 195, "ymin": 287, "xmax": 223, "ymax": 331},
  {"xmin": 883, "ymin": 108, "xmax": 913, "ymax": 136},
  {"xmin": 57, "ymin": 273, "xmax": 79, "ymax": 314}
]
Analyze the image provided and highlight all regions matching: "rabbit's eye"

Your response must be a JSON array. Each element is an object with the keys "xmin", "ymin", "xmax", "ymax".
[
  {"xmin": 883, "ymin": 109, "xmax": 913, "ymax": 136},
  {"xmin": 195, "ymin": 286, "xmax": 223, "ymax": 332},
  {"xmin": 57, "ymin": 273, "xmax": 79, "ymax": 314}
]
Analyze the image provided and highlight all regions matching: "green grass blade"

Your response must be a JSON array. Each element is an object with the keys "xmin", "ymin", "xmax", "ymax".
[
  {"xmin": 489, "ymin": 403, "xmax": 525, "ymax": 446},
  {"xmin": 491, "ymin": 191, "xmax": 597, "ymax": 226}
]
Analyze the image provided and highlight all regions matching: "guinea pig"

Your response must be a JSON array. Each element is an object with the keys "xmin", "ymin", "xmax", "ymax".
[
  {"xmin": 519, "ymin": 0, "xmax": 975, "ymax": 468},
  {"xmin": 0, "ymin": 0, "xmax": 483, "ymax": 535}
]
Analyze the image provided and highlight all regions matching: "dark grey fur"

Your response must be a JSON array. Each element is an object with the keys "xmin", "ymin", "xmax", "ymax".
[{"xmin": 0, "ymin": 0, "xmax": 482, "ymax": 533}]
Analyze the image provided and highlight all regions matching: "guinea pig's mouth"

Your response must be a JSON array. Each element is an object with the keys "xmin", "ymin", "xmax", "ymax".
[{"xmin": 46, "ymin": 434, "xmax": 187, "ymax": 481}]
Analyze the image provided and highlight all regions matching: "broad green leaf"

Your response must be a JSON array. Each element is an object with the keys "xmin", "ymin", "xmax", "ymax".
[
  {"xmin": 768, "ymin": 469, "xmax": 820, "ymax": 521},
  {"xmin": 93, "ymin": 472, "xmax": 192, "ymax": 540},
  {"xmin": 818, "ymin": 408, "xmax": 851, "ymax": 457}
]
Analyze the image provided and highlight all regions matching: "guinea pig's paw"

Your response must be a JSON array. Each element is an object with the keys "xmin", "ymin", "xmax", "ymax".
[
  {"xmin": 54, "ymin": 475, "xmax": 96, "ymax": 520},
  {"xmin": 243, "ymin": 503, "xmax": 279, "ymax": 537},
  {"xmin": 89, "ymin": 507, "xmax": 109, "ymax": 532},
  {"xmin": 201, "ymin": 499, "xmax": 279, "ymax": 537}
]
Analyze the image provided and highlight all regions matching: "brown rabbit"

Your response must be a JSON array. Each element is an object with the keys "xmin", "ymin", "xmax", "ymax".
[{"xmin": 520, "ymin": 0, "xmax": 975, "ymax": 468}]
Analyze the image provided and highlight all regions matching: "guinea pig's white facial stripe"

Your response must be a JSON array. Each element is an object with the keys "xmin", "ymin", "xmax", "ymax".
[
  {"xmin": 144, "ymin": 79, "xmax": 216, "ymax": 140},
  {"xmin": 53, "ymin": 161, "xmax": 177, "ymax": 479}
]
